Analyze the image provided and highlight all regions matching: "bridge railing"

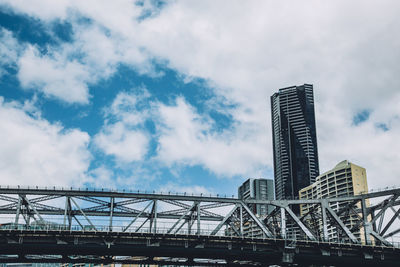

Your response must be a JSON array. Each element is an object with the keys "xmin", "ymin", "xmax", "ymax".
[
  {"xmin": 0, "ymin": 185, "xmax": 236, "ymax": 198},
  {"xmin": 2, "ymin": 222, "xmax": 400, "ymax": 249},
  {"xmin": 2, "ymin": 184, "xmax": 400, "ymax": 200},
  {"xmin": 0, "ymin": 222, "xmax": 230, "ymax": 236}
]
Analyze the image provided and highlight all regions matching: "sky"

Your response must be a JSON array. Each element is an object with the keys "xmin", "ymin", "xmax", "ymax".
[{"xmin": 0, "ymin": 0, "xmax": 400, "ymax": 197}]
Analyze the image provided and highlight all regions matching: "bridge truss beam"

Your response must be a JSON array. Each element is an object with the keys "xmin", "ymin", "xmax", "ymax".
[{"xmin": 0, "ymin": 186, "xmax": 399, "ymax": 265}]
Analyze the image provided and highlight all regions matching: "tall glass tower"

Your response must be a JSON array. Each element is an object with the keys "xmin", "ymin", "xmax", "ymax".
[{"xmin": 271, "ymin": 84, "xmax": 319, "ymax": 200}]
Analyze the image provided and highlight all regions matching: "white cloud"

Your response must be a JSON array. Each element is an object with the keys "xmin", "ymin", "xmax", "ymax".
[
  {"xmin": 1, "ymin": 1, "xmax": 158, "ymax": 104},
  {"xmin": 0, "ymin": 0, "xmax": 71, "ymax": 21},
  {"xmin": 0, "ymin": 28, "xmax": 21, "ymax": 76},
  {"xmin": 139, "ymin": 0, "xmax": 400, "ymax": 186},
  {"xmin": 318, "ymin": 100, "xmax": 400, "ymax": 190},
  {"xmin": 160, "ymin": 182, "xmax": 212, "ymax": 196},
  {"xmin": 86, "ymin": 166, "xmax": 116, "ymax": 189},
  {"xmin": 93, "ymin": 90, "xmax": 150, "ymax": 163},
  {"xmin": 155, "ymin": 97, "xmax": 268, "ymax": 177},
  {"xmin": 2, "ymin": 0, "xmax": 400, "ymax": 188},
  {"xmin": 0, "ymin": 97, "xmax": 91, "ymax": 186},
  {"xmin": 18, "ymin": 45, "xmax": 91, "ymax": 104},
  {"xmin": 94, "ymin": 122, "xmax": 149, "ymax": 162},
  {"xmin": 93, "ymin": 90, "xmax": 268, "ymax": 178}
]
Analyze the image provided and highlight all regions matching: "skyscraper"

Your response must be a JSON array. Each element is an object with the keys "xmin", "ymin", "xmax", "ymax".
[{"xmin": 271, "ymin": 84, "xmax": 319, "ymax": 200}]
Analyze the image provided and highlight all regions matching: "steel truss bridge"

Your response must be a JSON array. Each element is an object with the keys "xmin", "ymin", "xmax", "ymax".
[{"xmin": 1, "ymin": 186, "xmax": 400, "ymax": 266}]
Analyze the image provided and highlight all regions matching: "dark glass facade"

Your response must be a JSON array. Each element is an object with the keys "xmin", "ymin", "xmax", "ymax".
[
  {"xmin": 271, "ymin": 84, "xmax": 319, "ymax": 200},
  {"xmin": 238, "ymin": 178, "xmax": 274, "ymax": 215}
]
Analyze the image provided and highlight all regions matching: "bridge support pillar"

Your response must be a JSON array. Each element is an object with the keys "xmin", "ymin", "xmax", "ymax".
[
  {"xmin": 282, "ymin": 252, "xmax": 294, "ymax": 264},
  {"xmin": 280, "ymin": 207, "xmax": 286, "ymax": 239},
  {"xmin": 282, "ymin": 247, "xmax": 295, "ymax": 264},
  {"xmin": 362, "ymin": 197, "xmax": 372, "ymax": 245},
  {"xmin": 321, "ymin": 200, "xmax": 329, "ymax": 241}
]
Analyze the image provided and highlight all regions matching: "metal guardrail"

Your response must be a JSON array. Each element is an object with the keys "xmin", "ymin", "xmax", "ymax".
[
  {"xmin": 0, "ymin": 185, "xmax": 236, "ymax": 199},
  {"xmin": 1, "ymin": 223, "xmax": 400, "ymax": 249},
  {"xmin": 1, "ymin": 184, "xmax": 400, "ymax": 200}
]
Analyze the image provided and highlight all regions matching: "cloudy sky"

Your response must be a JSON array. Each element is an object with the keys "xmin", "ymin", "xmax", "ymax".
[{"xmin": 0, "ymin": 0, "xmax": 399, "ymax": 196}]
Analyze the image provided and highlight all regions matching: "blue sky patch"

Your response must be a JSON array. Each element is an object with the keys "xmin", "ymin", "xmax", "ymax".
[{"xmin": 352, "ymin": 109, "xmax": 371, "ymax": 126}]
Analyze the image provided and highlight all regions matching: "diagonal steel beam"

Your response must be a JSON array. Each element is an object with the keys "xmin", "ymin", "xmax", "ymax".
[
  {"xmin": 200, "ymin": 202, "xmax": 233, "ymax": 210},
  {"xmin": 325, "ymin": 205, "xmax": 359, "ymax": 243},
  {"xmin": 336, "ymin": 199, "xmax": 359, "ymax": 217},
  {"xmin": 370, "ymin": 230, "xmax": 392, "ymax": 246},
  {"xmin": 284, "ymin": 206, "xmax": 316, "ymax": 241},
  {"xmin": 210, "ymin": 205, "xmax": 238, "ymax": 236},
  {"xmin": 135, "ymin": 217, "xmax": 149, "ymax": 233},
  {"xmin": 73, "ymin": 215, "xmax": 84, "ymax": 229},
  {"xmin": 0, "ymin": 194, "xmax": 18, "ymax": 203},
  {"xmin": 162, "ymin": 199, "xmax": 222, "ymax": 219},
  {"xmin": 384, "ymin": 227, "xmax": 400, "ymax": 239},
  {"xmin": 0, "ymin": 195, "xmax": 61, "ymax": 210},
  {"xmin": 21, "ymin": 195, "xmax": 45, "ymax": 224},
  {"xmin": 158, "ymin": 208, "xmax": 190, "ymax": 215},
  {"xmin": 70, "ymin": 197, "xmax": 97, "ymax": 231},
  {"xmin": 114, "ymin": 198, "xmax": 146, "ymax": 206},
  {"xmin": 75, "ymin": 196, "xmax": 108, "ymax": 205},
  {"xmin": 378, "ymin": 209, "xmax": 385, "ymax": 233},
  {"xmin": 242, "ymin": 202, "xmax": 273, "ymax": 238},
  {"xmin": 122, "ymin": 201, "xmax": 153, "ymax": 232},
  {"xmin": 370, "ymin": 194, "xmax": 399, "ymax": 225},
  {"xmin": 227, "ymin": 221, "xmax": 241, "ymax": 236},
  {"xmin": 167, "ymin": 203, "xmax": 196, "ymax": 234},
  {"xmin": 380, "ymin": 207, "xmax": 400, "ymax": 236}
]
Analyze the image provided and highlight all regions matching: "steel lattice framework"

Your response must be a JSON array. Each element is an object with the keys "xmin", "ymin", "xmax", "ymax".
[{"xmin": 1, "ymin": 186, "xmax": 400, "ymax": 266}]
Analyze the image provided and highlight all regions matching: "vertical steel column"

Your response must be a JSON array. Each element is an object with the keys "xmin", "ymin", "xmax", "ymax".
[
  {"xmin": 280, "ymin": 207, "xmax": 286, "ymax": 239},
  {"xmin": 370, "ymin": 210, "xmax": 377, "ymax": 233},
  {"xmin": 240, "ymin": 205, "xmax": 243, "ymax": 237},
  {"xmin": 64, "ymin": 197, "xmax": 72, "ymax": 230},
  {"xmin": 188, "ymin": 217, "xmax": 192, "ymax": 234},
  {"xmin": 109, "ymin": 197, "xmax": 114, "ymax": 231},
  {"xmin": 63, "ymin": 196, "xmax": 68, "ymax": 227},
  {"xmin": 321, "ymin": 200, "xmax": 329, "ymax": 241},
  {"xmin": 20, "ymin": 195, "xmax": 31, "ymax": 226},
  {"xmin": 196, "ymin": 202, "xmax": 200, "ymax": 235},
  {"xmin": 154, "ymin": 200, "xmax": 157, "ymax": 234},
  {"xmin": 361, "ymin": 197, "xmax": 371, "ymax": 244},
  {"xmin": 14, "ymin": 195, "xmax": 21, "ymax": 225},
  {"xmin": 187, "ymin": 206, "xmax": 195, "ymax": 235},
  {"xmin": 378, "ymin": 210, "xmax": 385, "ymax": 233},
  {"xmin": 149, "ymin": 200, "xmax": 157, "ymax": 234}
]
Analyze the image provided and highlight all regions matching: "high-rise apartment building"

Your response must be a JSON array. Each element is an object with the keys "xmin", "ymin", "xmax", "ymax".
[
  {"xmin": 271, "ymin": 84, "xmax": 320, "ymax": 200},
  {"xmin": 235, "ymin": 178, "xmax": 274, "ymax": 237},
  {"xmin": 238, "ymin": 178, "xmax": 274, "ymax": 216},
  {"xmin": 299, "ymin": 160, "xmax": 369, "ymax": 242}
]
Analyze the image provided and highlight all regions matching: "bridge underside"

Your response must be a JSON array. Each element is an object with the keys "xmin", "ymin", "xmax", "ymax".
[{"xmin": 0, "ymin": 230, "xmax": 398, "ymax": 266}]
